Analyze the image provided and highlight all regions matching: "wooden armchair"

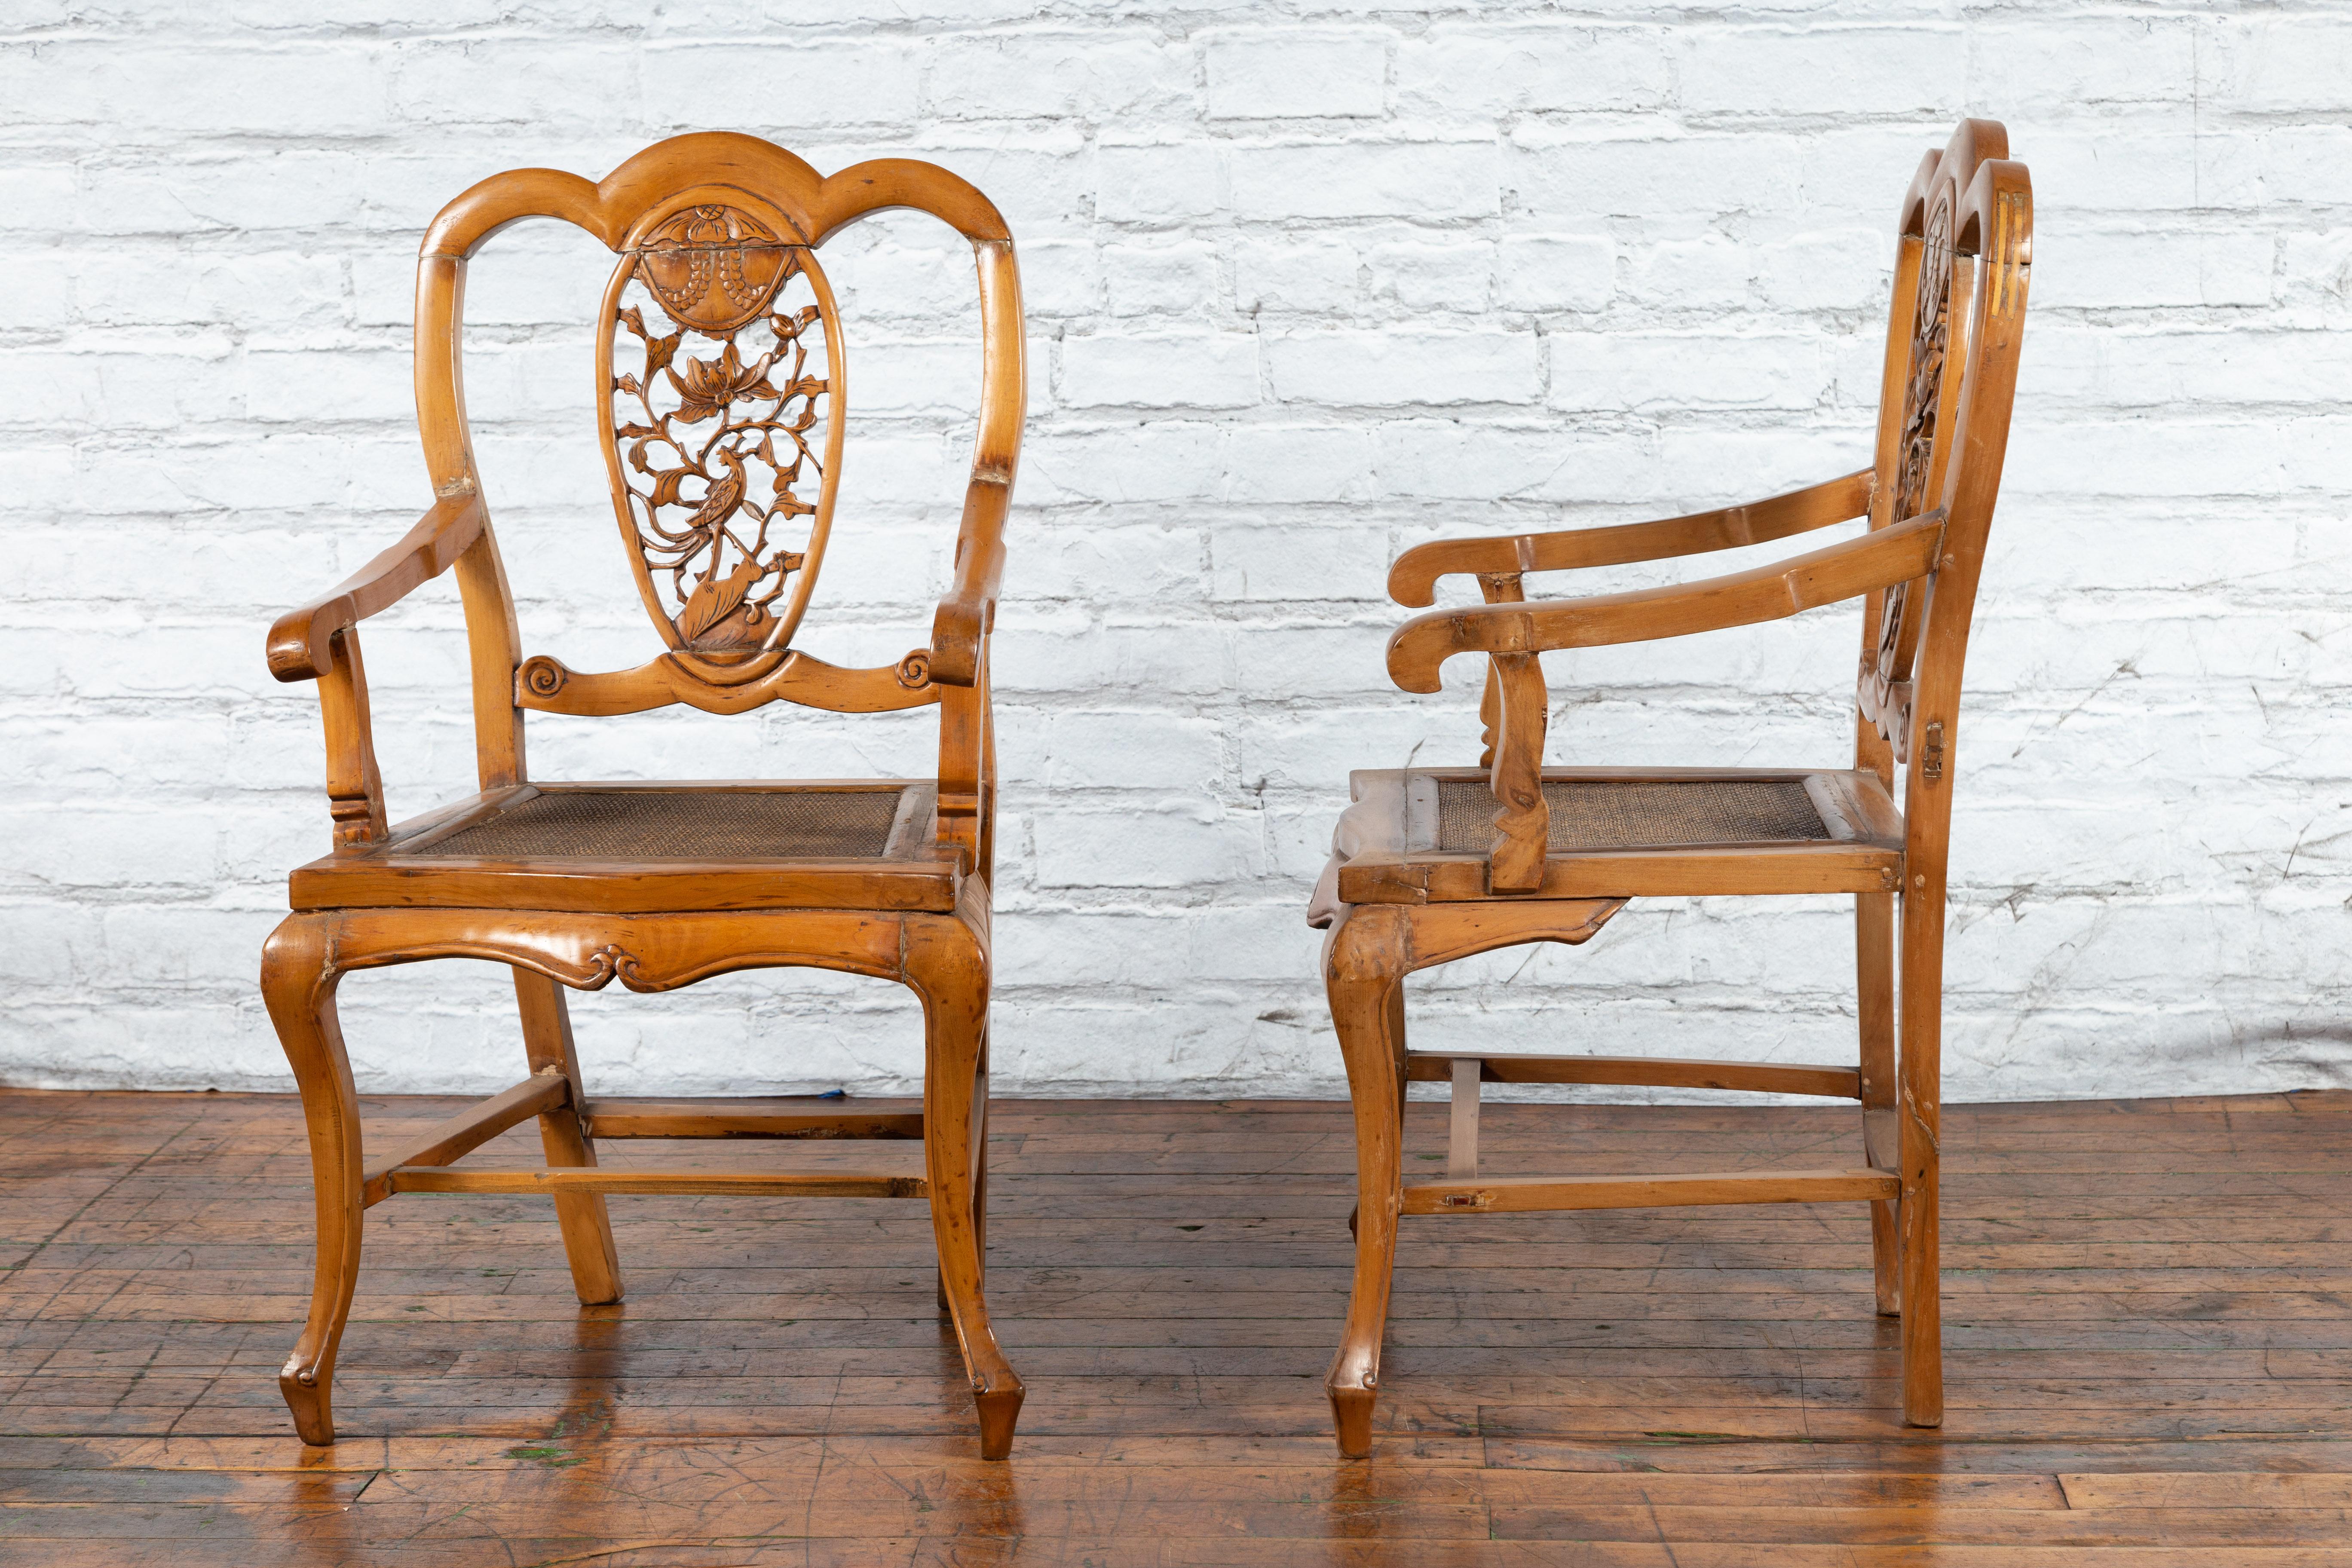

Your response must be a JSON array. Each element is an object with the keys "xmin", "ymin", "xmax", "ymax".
[
  {"xmin": 259, "ymin": 135, "xmax": 1028, "ymax": 1458},
  {"xmin": 1310, "ymin": 120, "xmax": 2032, "ymax": 1456}
]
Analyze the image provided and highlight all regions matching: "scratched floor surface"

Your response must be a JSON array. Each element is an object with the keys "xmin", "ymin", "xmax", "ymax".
[{"xmin": 3, "ymin": 1087, "xmax": 2350, "ymax": 1564}]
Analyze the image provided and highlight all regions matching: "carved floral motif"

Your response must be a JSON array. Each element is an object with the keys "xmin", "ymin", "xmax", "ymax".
[{"xmin": 607, "ymin": 204, "xmax": 834, "ymax": 654}]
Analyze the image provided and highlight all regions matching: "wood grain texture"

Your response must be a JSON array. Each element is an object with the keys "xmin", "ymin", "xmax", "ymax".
[
  {"xmin": 383, "ymin": 1168, "xmax": 929, "ymax": 1198},
  {"xmin": 1387, "ymin": 469, "xmax": 1877, "ymax": 607},
  {"xmin": 1385, "ymin": 508, "xmax": 1947, "ymax": 693},
  {"xmin": 1401, "ymin": 1168, "xmax": 1900, "ymax": 1215},
  {"xmin": 357, "ymin": 1069, "xmax": 568, "ymax": 1207},
  {"xmin": 582, "ymin": 1099, "xmax": 925, "ymax": 1140},
  {"xmin": 0, "ymin": 1088, "xmax": 2347, "ymax": 1564},
  {"xmin": 1405, "ymin": 1053, "xmax": 1864, "ymax": 1100}
]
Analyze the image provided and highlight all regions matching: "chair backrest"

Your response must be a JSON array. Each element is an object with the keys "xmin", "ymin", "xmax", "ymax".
[
  {"xmin": 1857, "ymin": 119, "xmax": 2032, "ymax": 823},
  {"xmin": 412, "ymin": 134, "xmax": 1023, "ymax": 861}
]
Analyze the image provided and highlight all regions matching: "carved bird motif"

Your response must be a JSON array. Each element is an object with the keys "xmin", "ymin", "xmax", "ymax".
[{"xmin": 680, "ymin": 449, "xmax": 747, "ymax": 539}]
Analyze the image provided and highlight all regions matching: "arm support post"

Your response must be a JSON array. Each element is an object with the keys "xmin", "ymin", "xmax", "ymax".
[
  {"xmin": 267, "ymin": 492, "xmax": 485, "ymax": 847},
  {"xmin": 315, "ymin": 628, "xmax": 387, "ymax": 849}
]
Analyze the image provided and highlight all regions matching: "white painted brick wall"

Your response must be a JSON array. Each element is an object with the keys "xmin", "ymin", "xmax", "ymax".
[{"xmin": 3, "ymin": 3, "xmax": 2348, "ymax": 1108}]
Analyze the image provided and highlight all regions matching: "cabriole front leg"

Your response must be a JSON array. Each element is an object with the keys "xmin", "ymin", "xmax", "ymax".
[
  {"xmin": 1323, "ymin": 904, "xmax": 1411, "ymax": 1459},
  {"xmin": 262, "ymin": 915, "xmax": 363, "ymax": 1446},
  {"xmin": 904, "ymin": 902, "xmax": 1023, "ymax": 1460}
]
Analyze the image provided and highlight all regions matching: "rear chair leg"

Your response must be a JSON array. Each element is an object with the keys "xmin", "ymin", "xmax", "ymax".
[
  {"xmin": 1447, "ymin": 1057, "xmax": 1481, "ymax": 1179},
  {"xmin": 264, "ymin": 917, "xmax": 363, "ymax": 1446},
  {"xmin": 1856, "ymin": 889, "xmax": 1901, "ymax": 1317},
  {"xmin": 1898, "ymin": 877, "xmax": 1945, "ymax": 1427},
  {"xmin": 514, "ymin": 970, "xmax": 622, "ymax": 1305}
]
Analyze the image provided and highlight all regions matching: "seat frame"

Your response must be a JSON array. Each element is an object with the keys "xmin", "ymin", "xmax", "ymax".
[
  {"xmin": 259, "ymin": 135, "xmax": 1027, "ymax": 1458},
  {"xmin": 1317, "ymin": 120, "xmax": 2032, "ymax": 1456}
]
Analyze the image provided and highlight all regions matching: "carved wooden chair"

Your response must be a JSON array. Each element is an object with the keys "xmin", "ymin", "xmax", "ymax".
[
  {"xmin": 259, "ymin": 135, "xmax": 1027, "ymax": 1458},
  {"xmin": 1309, "ymin": 121, "xmax": 2032, "ymax": 1456}
]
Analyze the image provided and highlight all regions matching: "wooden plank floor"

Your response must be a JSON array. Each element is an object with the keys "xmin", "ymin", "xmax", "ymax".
[{"xmin": 2, "ymin": 1087, "xmax": 2349, "ymax": 1564}]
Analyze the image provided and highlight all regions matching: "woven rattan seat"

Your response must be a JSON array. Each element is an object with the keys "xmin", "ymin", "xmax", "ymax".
[
  {"xmin": 407, "ymin": 787, "xmax": 914, "ymax": 862},
  {"xmin": 1433, "ymin": 776, "xmax": 1828, "ymax": 854}
]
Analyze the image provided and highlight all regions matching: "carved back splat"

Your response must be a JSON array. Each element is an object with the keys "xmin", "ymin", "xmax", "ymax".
[
  {"xmin": 413, "ymin": 136, "xmax": 1025, "ymax": 739},
  {"xmin": 600, "ymin": 197, "xmax": 844, "ymax": 677}
]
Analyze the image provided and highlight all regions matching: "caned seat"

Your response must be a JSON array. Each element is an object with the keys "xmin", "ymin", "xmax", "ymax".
[
  {"xmin": 257, "ymin": 135, "xmax": 1029, "ymax": 1459},
  {"xmin": 1314, "ymin": 120, "xmax": 2033, "ymax": 1456},
  {"xmin": 291, "ymin": 783, "xmax": 958, "ymax": 913},
  {"xmin": 1311, "ymin": 766, "xmax": 1904, "ymax": 916}
]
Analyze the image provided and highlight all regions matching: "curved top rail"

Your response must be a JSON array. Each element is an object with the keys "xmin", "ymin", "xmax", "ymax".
[
  {"xmin": 1901, "ymin": 118, "xmax": 2007, "ymax": 245},
  {"xmin": 421, "ymin": 134, "xmax": 1013, "ymax": 260}
]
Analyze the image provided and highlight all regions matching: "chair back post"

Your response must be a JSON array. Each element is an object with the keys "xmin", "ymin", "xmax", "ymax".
[
  {"xmin": 1852, "ymin": 120, "xmax": 2032, "ymax": 826},
  {"xmin": 929, "ymin": 235, "xmax": 1025, "ymax": 877},
  {"xmin": 1899, "ymin": 153, "xmax": 2033, "ymax": 867},
  {"xmin": 413, "ymin": 248, "xmax": 528, "ymax": 791}
]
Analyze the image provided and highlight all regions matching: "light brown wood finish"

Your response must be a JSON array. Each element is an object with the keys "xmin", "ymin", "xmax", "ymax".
[
  {"xmin": 6, "ymin": 1088, "xmax": 2350, "ymax": 1564},
  {"xmin": 1406, "ymin": 1051, "xmax": 1865, "ymax": 1099},
  {"xmin": 1401, "ymin": 1168, "xmax": 1901, "ymax": 1216},
  {"xmin": 1317, "ymin": 121, "xmax": 2032, "ymax": 1455},
  {"xmin": 512, "ymin": 972, "xmax": 623, "ymax": 1305},
  {"xmin": 257, "ymin": 135, "xmax": 1027, "ymax": 1458},
  {"xmin": 384, "ymin": 1169, "xmax": 929, "ymax": 1198},
  {"xmin": 580, "ymin": 1097, "xmax": 926, "ymax": 1139},
  {"xmin": 356, "ymin": 1068, "xmax": 568, "ymax": 1207},
  {"xmin": 1385, "ymin": 506, "xmax": 1947, "ymax": 691},
  {"xmin": 1388, "ymin": 467, "xmax": 1878, "ymax": 606}
]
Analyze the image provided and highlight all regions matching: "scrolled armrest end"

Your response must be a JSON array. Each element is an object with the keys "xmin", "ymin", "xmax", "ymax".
[
  {"xmin": 1387, "ymin": 553, "xmax": 1443, "ymax": 610},
  {"xmin": 1383, "ymin": 615, "xmax": 1457, "ymax": 695},
  {"xmin": 266, "ymin": 600, "xmax": 351, "ymax": 683},
  {"xmin": 927, "ymin": 591, "xmax": 993, "ymax": 688}
]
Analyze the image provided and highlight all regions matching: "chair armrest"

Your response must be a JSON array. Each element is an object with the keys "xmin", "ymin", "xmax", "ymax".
[
  {"xmin": 1386, "ymin": 469, "xmax": 1875, "ymax": 608},
  {"xmin": 1386, "ymin": 509, "xmax": 1946, "ymax": 694},
  {"xmin": 266, "ymin": 490, "xmax": 487, "ymax": 682},
  {"xmin": 927, "ymin": 479, "xmax": 1009, "ymax": 689}
]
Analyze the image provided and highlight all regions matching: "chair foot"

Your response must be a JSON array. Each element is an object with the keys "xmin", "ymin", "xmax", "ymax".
[
  {"xmin": 906, "ymin": 905, "xmax": 1023, "ymax": 1461},
  {"xmin": 1327, "ymin": 1376, "xmax": 1376, "ymax": 1458},
  {"xmin": 1346, "ymin": 1202, "xmax": 1357, "ymax": 1240},
  {"xmin": 974, "ymin": 1371, "xmax": 1025, "ymax": 1461},
  {"xmin": 279, "ymin": 1359, "xmax": 336, "ymax": 1446}
]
